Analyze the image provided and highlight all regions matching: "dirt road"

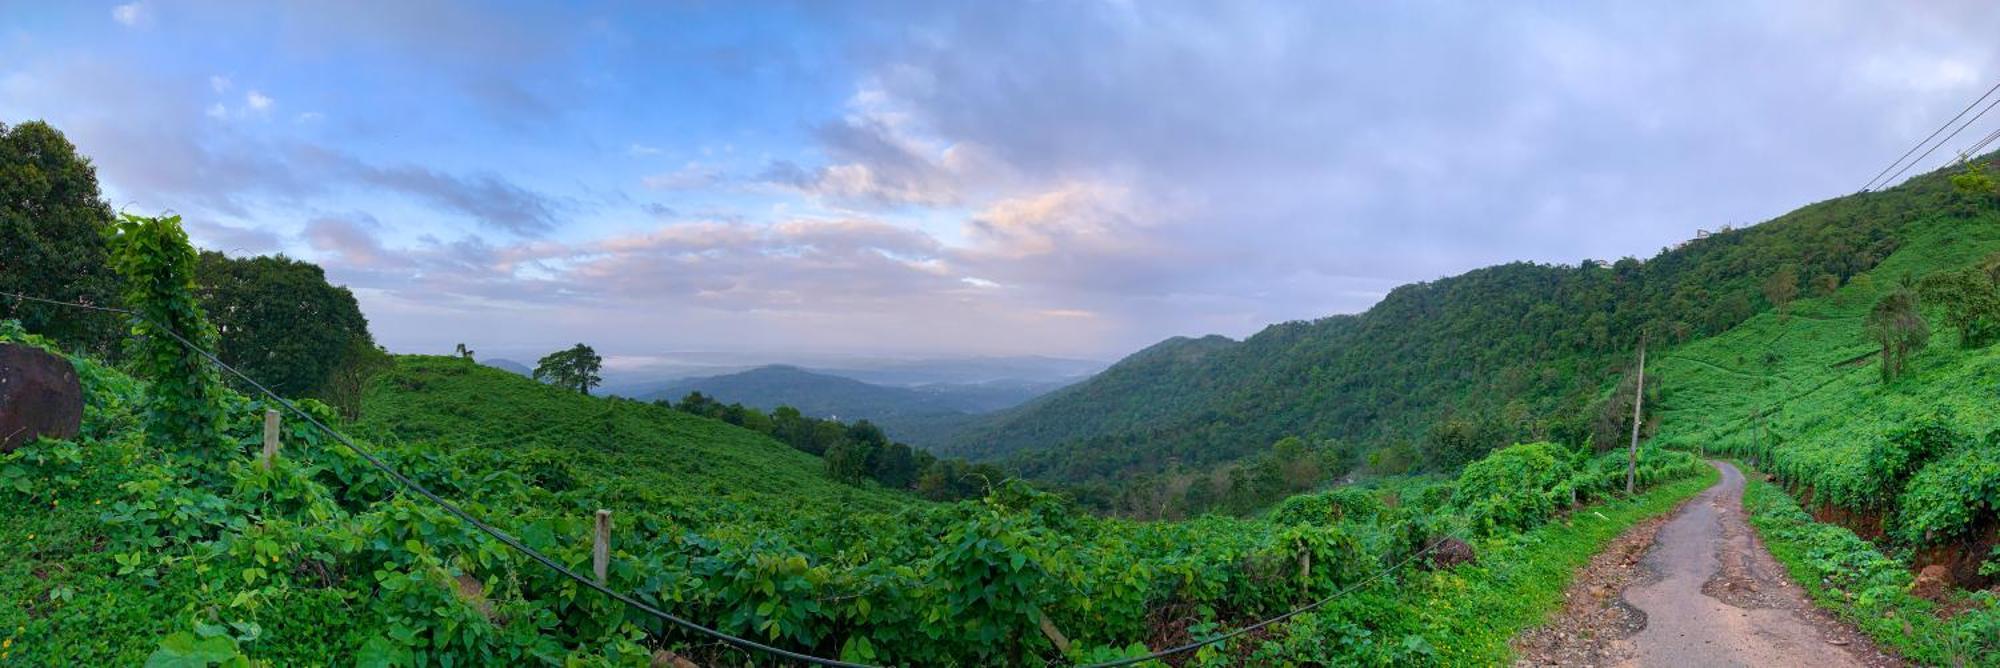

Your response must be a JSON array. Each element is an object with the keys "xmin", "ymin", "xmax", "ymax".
[{"xmin": 1515, "ymin": 461, "xmax": 1900, "ymax": 667}]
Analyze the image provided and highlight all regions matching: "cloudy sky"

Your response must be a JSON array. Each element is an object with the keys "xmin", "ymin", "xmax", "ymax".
[{"xmin": 3, "ymin": 1, "xmax": 1997, "ymax": 364}]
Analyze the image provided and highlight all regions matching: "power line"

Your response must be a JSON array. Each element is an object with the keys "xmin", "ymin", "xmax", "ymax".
[
  {"xmin": 1959, "ymin": 125, "xmax": 2000, "ymax": 162},
  {"xmin": 0, "ymin": 290, "xmax": 874, "ymax": 668},
  {"xmin": 1861, "ymin": 79, "xmax": 2000, "ymax": 192},
  {"xmin": 4, "ymin": 289, "xmax": 1465, "ymax": 667},
  {"xmin": 1872, "ymin": 91, "xmax": 2000, "ymax": 191}
]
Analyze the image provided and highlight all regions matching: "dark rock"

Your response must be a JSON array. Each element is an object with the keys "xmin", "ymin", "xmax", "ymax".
[
  {"xmin": 1428, "ymin": 536, "xmax": 1477, "ymax": 569},
  {"xmin": 0, "ymin": 343, "xmax": 83, "ymax": 452}
]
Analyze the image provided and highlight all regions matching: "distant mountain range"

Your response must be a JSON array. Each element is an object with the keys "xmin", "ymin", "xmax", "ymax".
[
  {"xmin": 594, "ymin": 354, "xmax": 1103, "ymax": 399},
  {"xmin": 643, "ymin": 364, "xmax": 1082, "ymax": 447},
  {"xmin": 482, "ymin": 358, "xmax": 533, "ymax": 376}
]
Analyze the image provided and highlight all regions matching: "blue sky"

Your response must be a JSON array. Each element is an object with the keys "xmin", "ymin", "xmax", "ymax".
[{"xmin": 3, "ymin": 1, "xmax": 1998, "ymax": 367}]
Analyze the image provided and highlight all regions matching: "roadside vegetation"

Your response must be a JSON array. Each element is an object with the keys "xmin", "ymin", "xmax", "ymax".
[
  {"xmin": 1741, "ymin": 469, "xmax": 2000, "ymax": 664},
  {"xmin": 1647, "ymin": 161, "xmax": 2000, "ymax": 664}
]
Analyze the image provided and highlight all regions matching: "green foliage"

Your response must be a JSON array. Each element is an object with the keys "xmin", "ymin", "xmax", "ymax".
[
  {"xmin": 1742, "ymin": 469, "xmax": 1999, "ymax": 665},
  {"xmin": 1763, "ymin": 266, "xmax": 1799, "ymax": 311},
  {"xmin": 107, "ymin": 213, "xmax": 228, "ymax": 454},
  {"xmin": 0, "ymin": 120, "xmax": 122, "ymax": 357},
  {"xmin": 3, "ymin": 344, "xmax": 1713, "ymax": 664},
  {"xmin": 194, "ymin": 251, "xmax": 380, "ymax": 415},
  {"xmin": 1643, "ymin": 208, "xmax": 2000, "ymax": 661},
  {"xmin": 1894, "ymin": 432, "xmax": 2000, "ymax": 545},
  {"xmin": 1452, "ymin": 442, "xmax": 1576, "ymax": 534},
  {"xmin": 532, "ymin": 343, "xmax": 602, "ymax": 395},
  {"xmin": 1916, "ymin": 255, "xmax": 2000, "ymax": 347},
  {"xmin": 1950, "ymin": 161, "xmax": 1997, "ymax": 199},
  {"xmin": 669, "ymin": 391, "xmax": 998, "ymax": 500},
  {"xmin": 1866, "ymin": 286, "xmax": 1928, "ymax": 381},
  {"xmin": 958, "ymin": 157, "xmax": 1980, "ymax": 488}
]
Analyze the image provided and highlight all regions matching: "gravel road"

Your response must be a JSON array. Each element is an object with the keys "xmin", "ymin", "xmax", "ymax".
[{"xmin": 1516, "ymin": 460, "xmax": 1901, "ymax": 667}]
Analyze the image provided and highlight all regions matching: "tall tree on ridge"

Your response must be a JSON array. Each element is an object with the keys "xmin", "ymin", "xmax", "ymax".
[{"xmin": 534, "ymin": 343, "xmax": 603, "ymax": 395}]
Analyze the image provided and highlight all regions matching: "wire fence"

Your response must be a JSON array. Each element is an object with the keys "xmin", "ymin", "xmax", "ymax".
[{"xmin": 4, "ymin": 289, "xmax": 1459, "ymax": 667}]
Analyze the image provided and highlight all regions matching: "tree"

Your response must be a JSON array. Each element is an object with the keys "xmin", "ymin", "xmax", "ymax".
[
  {"xmin": 323, "ymin": 338, "xmax": 391, "ymax": 420},
  {"xmin": 1949, "ymin": 162, "xmax": 1996, "ymax": 197},
  {"xmin": 1811, "ymin": 273, "xmax": 1840, "ymax": 298},
  {"xmin": 1866, "ymin": 288, "xmax": 1928, "ymax": 381},
  {"xmin": 533, "ymin": 343, "xmax": 602, "ymax": 395},
  {"xmin": 1762, "ymin": 267, "xmax": 1799, "ymax": 312},
  {"xmin": 824, "ymin": 438, "xmax": 874, "ymax": 484},
  {"xmin": 454, "ymin": 343, "xmax": 475, "ymax": 360},
  {"xmin": 0, "ymin": 120, "xmax": 120, "ymax": 356},
  {"xmin": 872, "ymin": 442, "xmax": 919, "ymax": 489},
  {"xmin": 195, "ymin": 251, "xmax": 379, "ymax": 412},
  {"xmin": 1917, "ymin": 268, "xmax": 2000, "ymax": 348}
]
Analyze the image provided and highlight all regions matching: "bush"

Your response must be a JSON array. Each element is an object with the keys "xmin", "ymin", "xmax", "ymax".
[{"xmin": 1453, "ymin": 442, "xmax": 1576, "ymax": 535}]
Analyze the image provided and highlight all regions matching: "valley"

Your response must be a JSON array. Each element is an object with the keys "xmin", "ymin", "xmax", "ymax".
[{"xmin": 5, "ymin": 81, "xmax": 2000, "ymax": 665}]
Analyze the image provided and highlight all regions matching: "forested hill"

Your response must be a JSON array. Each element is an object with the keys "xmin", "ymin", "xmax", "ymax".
[
  {"xmin": 643, "ymin": 364, "xmax": 1065, "ymax": 446},
  {"xmin": 946, "ymin": 156, "xmax": 1990, "ymax": 483}
]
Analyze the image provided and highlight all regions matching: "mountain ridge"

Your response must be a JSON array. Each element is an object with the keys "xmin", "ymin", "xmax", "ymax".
[{"xmin": 947, "ymin": 156, "xmax": 1988, "ymax": 484}]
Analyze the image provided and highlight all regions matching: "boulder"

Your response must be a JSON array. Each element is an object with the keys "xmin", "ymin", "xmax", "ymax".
[
  {"xmin": 0, "ymin": 343, "xmax": 83, "ymax": 452},
  {"xmin": 1911, "ymin": 564, "xmax": 1952, "ymax": 602},
  {"xmin": 1427, "ymin": 536, "xmax": 1478, "ymax": 569}
]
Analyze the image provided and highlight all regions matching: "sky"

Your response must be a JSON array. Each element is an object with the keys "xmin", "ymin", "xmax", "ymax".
[{"xmin": 3, "ymin": 1, "xmax": 1998, "ymax": 366}]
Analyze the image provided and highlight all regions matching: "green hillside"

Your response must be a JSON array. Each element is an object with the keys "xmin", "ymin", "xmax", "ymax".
[
  {"xmin": 1642, "ymin": 208, "xmax": 2000, "ymax": 661},
  {"xmin": 953, "ymin": 158, "xmax": 1982, "ymax": 485},
  {"xmin": 1, "ymin": 308, "xmax": 1711, "ymax": 665},
  {"xmin": 354, "ymin": 356, "xmax": 911, "ymax": 518}
]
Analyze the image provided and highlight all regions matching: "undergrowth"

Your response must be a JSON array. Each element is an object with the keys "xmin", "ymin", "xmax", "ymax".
[{"xmin": 1740, "ymin": 466, "xmax": 2000, "ymax": 666}]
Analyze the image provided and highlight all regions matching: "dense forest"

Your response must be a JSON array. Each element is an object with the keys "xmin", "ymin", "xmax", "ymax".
[{"xmin": 944, "ymin": 164, "xmax": 1980, "ymax": 487}]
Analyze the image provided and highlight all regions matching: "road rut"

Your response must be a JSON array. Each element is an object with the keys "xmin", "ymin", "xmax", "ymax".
[{"xmin": 1515, "ymin": 461, "xmax": 1900, "ymax": 667}]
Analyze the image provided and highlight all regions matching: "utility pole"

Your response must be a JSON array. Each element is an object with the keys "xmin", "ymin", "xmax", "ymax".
[{"xmin": 1626, "ymin": 334, "xmax": 1647, "ymax": 495}]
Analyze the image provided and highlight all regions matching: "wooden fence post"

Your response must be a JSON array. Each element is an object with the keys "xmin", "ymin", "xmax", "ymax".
[
  {"xmin": 593, "ymin": 509, "xmax": 612, "ymax": 585},
  {"xmin": 261, "ymin": 409, "xmax": 280, "ymax": 470}
]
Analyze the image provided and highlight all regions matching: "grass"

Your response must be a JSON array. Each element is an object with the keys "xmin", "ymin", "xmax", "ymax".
[
  {"xmin": 1248, "ymin": 462, "xmax": 1718, "ymax": 664},
  {"xmin": 1739, "ymin": 463, "xmax": 2000, "ymax": 666},
  {"xmin": 352, "ymin": 355, "xmax": 917, "ymax": 523}
]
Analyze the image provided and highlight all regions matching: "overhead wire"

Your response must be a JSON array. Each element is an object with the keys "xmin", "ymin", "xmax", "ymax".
[
  {"xmin": 1871, "ymin": 92, "xmax": 2000, "ymax": 190},
  {"xmin": 1861, "ymin": 79, "xmax": 2000, "ymax": 192}
]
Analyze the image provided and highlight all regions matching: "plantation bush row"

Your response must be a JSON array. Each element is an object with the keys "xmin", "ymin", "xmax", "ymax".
[{"xmin": 1729, "ymin": 404, "xmax": 2000, "ymax": 552}]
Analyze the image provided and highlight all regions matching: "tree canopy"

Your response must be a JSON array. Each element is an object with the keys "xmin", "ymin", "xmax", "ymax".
[
  {"xmin": 195, "ymin": 251, "xmax": 380, "ymax": 415},
  {"xmin": 1866, "ymin": 286, "xmax": 1928, "ymax": 381},
  {"xmin": 0, "ymin": 120, "xmax": 120, "ymax": 356},
  {"xmin": 534, "ymin": 343, "xmax": 603, "ymax": 395}
]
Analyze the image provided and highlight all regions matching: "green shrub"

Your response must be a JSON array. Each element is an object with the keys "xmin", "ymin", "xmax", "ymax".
[
  {"xmin": 1895, "ymin": 430, "xmax": 2000, "ymax": 545},
  {"xmin": 1453, "ymin": 442, "xmax": 1576, "ymax": 535}
]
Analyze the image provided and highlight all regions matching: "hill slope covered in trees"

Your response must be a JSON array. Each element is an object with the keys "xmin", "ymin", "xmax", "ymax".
[
  {"xmin": 645, "ymin": 364, "xmax": 1061, "ymax": 446},
  {"xmin": 948, "ymin": 157, "xmax": 1987, "ymax": 485}
]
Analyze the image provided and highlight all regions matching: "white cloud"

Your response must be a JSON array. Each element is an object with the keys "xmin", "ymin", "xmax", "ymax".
[
  {"xmin": 209, "ymin": 75, "xmax": 232, "ymax": 93},
  {"xmin": 111, "ymin": 2, "xmax": 146, "ymax": 27},
  {"xmin": 245, "ymin": 90, "xmax": 274, "ymax": 111},
  {"xmin": 626, "ymin": 143, "xmax": 662, "ymax": 156},
  {"xmin": 294, "ymin": 111, "xmax": 324, "ymax": 124}
]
